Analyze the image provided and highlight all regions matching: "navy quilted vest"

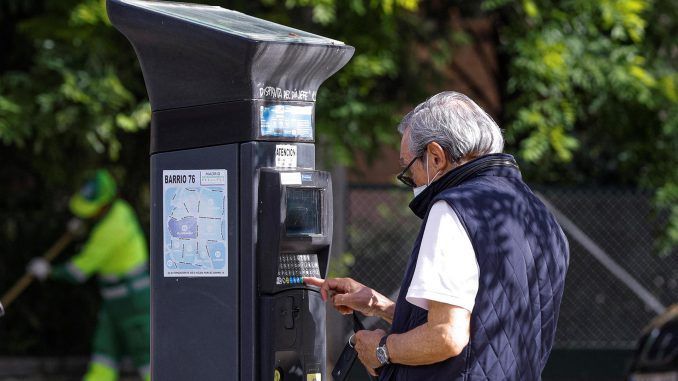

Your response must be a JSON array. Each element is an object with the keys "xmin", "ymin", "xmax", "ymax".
[{"xmin": 380, "ymin": 154, "xmax": 569, "ymax": 381}]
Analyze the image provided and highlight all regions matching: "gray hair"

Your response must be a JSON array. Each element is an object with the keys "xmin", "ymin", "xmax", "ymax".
[{"xmin": 397, "ymin": 91, "xmax": 504, "ymax": 161}]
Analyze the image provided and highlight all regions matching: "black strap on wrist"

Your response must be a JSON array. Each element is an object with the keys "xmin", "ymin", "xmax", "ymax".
[
  {"xmin": 378, "ymin": 333, "xmax": 391, "ymax": 367},
  {"xmin": 379, "ymin": 334, "xmax": 390, "ymax": 348}
]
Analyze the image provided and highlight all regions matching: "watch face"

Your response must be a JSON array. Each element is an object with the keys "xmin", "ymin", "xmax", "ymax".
[{"xmin": 376, "ymin": 347, "xmax": 388, "ymax": 365}]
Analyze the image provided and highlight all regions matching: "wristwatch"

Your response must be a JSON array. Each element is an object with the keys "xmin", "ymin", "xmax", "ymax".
[{"xmin": 376, "ymin": 334, "xmax": 391, "ymax": 366}]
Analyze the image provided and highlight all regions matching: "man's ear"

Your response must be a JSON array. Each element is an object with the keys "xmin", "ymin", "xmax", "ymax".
[{"xmin": 427, "ymin": 142, "xmax": 448, "ymax": 171}]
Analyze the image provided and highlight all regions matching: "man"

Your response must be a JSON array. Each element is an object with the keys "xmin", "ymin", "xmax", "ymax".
[
  {"xmin": 28, "ymin": 169, "xmax": 150, "ymax": 381},
  {"xmin": 305, "ymin": 91, "xmax": 569, "ymax": 380}
]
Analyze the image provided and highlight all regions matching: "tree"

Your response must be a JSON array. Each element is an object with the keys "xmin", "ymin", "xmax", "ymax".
[{"xmin": 484, "ymin": 0, "xmax": 677, "ymax": 253}]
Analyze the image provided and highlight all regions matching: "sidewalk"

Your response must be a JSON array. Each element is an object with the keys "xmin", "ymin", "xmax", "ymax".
[{"xmin": 0, "ymin": 357, "xmax": 139, "ymax": 380}]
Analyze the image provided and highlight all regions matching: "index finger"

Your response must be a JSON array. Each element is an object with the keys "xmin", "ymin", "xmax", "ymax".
[
  {"xmin": 304, "ymin": 277, "xmax": 353, "ymax": 302},
  {"xmin": 303, "ymin": 277, "xmax": 328, "ymax": 300},
  {"xmin": 303, "ymin": 277, "xmax": 324, "ymax": 287}
]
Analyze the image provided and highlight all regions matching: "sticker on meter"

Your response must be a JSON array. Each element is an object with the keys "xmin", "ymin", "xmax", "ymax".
[
  {"xmin": 260, "ymin": 105, "xmax": 313, "ymax": 139},
  {"xmin": 163, "ymin": 169, "xmax": 228, "ymax": 277},
  {"xmin": 275, "ymin": 144, "xmax": 297, "ymax": 168},
  {"xmin": 280, "ymin": 172, "xmax": 302, "ymax": 185}
]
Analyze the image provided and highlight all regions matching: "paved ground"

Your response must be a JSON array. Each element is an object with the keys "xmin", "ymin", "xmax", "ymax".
[
  {"xmin": 0, "ymin": 357, "xmax": 140, "ymax": 380},
  {"xmin": 0, "ymin": 376, "xmax": 139, "ymax": 381}
]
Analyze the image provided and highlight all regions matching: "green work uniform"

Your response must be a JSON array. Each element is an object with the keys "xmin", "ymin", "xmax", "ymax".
[{"xmin": 51, "ymin": 199, "xmax": 150, "ymax": 381}]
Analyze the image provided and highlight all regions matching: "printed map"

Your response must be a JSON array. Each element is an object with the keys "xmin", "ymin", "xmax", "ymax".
[{"xmin": 163, "ymin": 170, "xmax": 228, "ymax": 277}]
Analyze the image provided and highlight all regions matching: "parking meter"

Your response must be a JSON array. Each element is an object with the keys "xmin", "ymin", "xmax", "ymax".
[{"xmin": 106, "ymin": 1, "xmax": 354, "ymax": 380}]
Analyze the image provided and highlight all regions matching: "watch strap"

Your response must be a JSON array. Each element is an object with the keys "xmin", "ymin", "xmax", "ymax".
[
  {"xmin": 377, "ymin": 334, "xmax": 391, "ymax": 365},
  {"xmin": 379, "ymin": 334, "xmax": 390, "ymax": 348}
]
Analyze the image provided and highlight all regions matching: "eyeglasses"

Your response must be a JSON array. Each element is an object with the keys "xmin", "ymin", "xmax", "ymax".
[{"xmin": 397, "ymin": 156, "xmax": 420, "ymax": 188}]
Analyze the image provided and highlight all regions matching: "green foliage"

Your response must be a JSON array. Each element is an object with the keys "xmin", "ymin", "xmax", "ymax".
[
  {"xmin": 327, "ymin": 251, "xmax": 355, "ymax": 278},
  {"xmin": 0, "ymin": 0, "xmax": 150, "ymax": 162},
  {"xmin": 486, "ymin": 0, "xmax": 678, "ymax": 251}
]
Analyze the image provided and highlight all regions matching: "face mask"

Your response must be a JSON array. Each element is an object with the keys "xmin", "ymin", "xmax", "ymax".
[
  {"xmin": 412, "ymin": 184, "xmax": 427, "ymax": 198},
  {"xmin": 412, "ymin": 154, "xmax": 441, "ymax": 198}
]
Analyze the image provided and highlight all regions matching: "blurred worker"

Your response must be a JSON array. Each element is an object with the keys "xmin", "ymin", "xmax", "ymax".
[{"xmin": 28, "ymin": 169, "xmax": 150, "ymax": 381}]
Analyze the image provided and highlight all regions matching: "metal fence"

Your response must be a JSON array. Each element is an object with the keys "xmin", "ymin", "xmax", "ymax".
[{"xmin": 338, "ymin": 185, "xmax": 677, "ymax": 349}]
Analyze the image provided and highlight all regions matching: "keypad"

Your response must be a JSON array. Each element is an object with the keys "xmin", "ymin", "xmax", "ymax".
[{"xmin": 276, "ymin": 253, "xmax": 320, "ymax": 285}]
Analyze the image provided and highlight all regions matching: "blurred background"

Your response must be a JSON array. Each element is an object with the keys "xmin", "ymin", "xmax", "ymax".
[{"xmin": 0, "ymin": 0, "xmax": 676, "ymax": 380}]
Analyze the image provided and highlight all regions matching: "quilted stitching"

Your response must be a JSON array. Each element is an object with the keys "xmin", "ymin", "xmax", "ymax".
[{"xmin": 387, "ymin": 166, "xmax": 568, "ymax": 381}]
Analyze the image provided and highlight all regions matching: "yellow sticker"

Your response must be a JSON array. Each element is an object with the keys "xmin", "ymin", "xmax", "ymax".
[{"xmin": 307, "ymin": 373, "xmax": 321, "ymax": 381}]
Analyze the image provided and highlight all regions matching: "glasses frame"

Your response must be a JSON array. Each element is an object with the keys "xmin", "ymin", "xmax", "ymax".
[{"xmin": 397, "ymin": 156, "xmax": 420, "ymax": 188}]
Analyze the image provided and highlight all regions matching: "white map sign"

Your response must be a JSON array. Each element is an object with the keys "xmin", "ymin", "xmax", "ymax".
[{"xmin": 163, "ymin": 169, "xmax": 228, "ymax": 277}]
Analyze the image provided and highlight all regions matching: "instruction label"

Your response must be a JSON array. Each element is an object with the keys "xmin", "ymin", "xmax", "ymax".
[
  {"xmin": 260, "ymin": 105, "xmax": 313, "ymax": 139},
  {"xmin": 163, "ymin": 169, "xmax": 228, "ymax": 277},
  {"xmin": 275, "ymin": 144, "xmax": 297, "ymax": 168}
]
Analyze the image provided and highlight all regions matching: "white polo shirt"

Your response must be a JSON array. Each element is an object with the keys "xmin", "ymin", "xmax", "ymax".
[{"xmin": 406, "ymin": 200, "xmax": 480, "ymax": 313}]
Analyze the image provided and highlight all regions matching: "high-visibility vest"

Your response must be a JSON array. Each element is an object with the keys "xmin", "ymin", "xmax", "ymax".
[{"xmin": 52, "ymin": 199, "xmax": 148, "ymax": 283}]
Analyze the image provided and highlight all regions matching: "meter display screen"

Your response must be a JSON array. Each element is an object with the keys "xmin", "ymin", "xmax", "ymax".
[{"xmin": 285, "ymin": 188, "xmax": 321, "ymax": 236}]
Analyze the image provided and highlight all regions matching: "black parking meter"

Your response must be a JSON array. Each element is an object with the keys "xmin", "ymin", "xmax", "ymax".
[{"xmin": 106, "ymin": 1, "xmax": 354, "ymax": 380}]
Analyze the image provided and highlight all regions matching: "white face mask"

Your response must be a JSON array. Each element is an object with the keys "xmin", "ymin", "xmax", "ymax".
[
  {"xmin": 412, "ymin": 154, "xmax": 441, "ymax": 198},
  {"xmin": 412, "ymin": 184, "xmax": 427, "ymax": 198}
]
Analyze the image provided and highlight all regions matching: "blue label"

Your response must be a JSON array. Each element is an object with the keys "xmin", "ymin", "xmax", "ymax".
[
  {"xmin": 301, "ymin": 173, "xmax": 313, "ymax": 182},
  {"xmin": 260, "ymin": 105, "xmax": 313, "ymax": 139}
]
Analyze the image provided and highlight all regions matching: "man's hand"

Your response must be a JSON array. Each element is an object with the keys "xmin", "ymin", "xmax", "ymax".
[
  {"xmin": 355, "ymin": 328, "xmax": 386, "ymax": 376},
  {"xmin": 27, "ymin": 258, "xmax": 51, "ymax": 281},
  {"xmin": 303, "ymin": 277, "xmax": 394, "ymax": 320}
]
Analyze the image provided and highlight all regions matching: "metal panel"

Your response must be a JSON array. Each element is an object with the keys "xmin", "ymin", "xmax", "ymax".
[
  {"xmin": 239, "ymin": 141, "xmax": 315, "ymax": 380},
  {"xmin": 150, "ymin": 144, "xmax": 239, "ymax": 380}
]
